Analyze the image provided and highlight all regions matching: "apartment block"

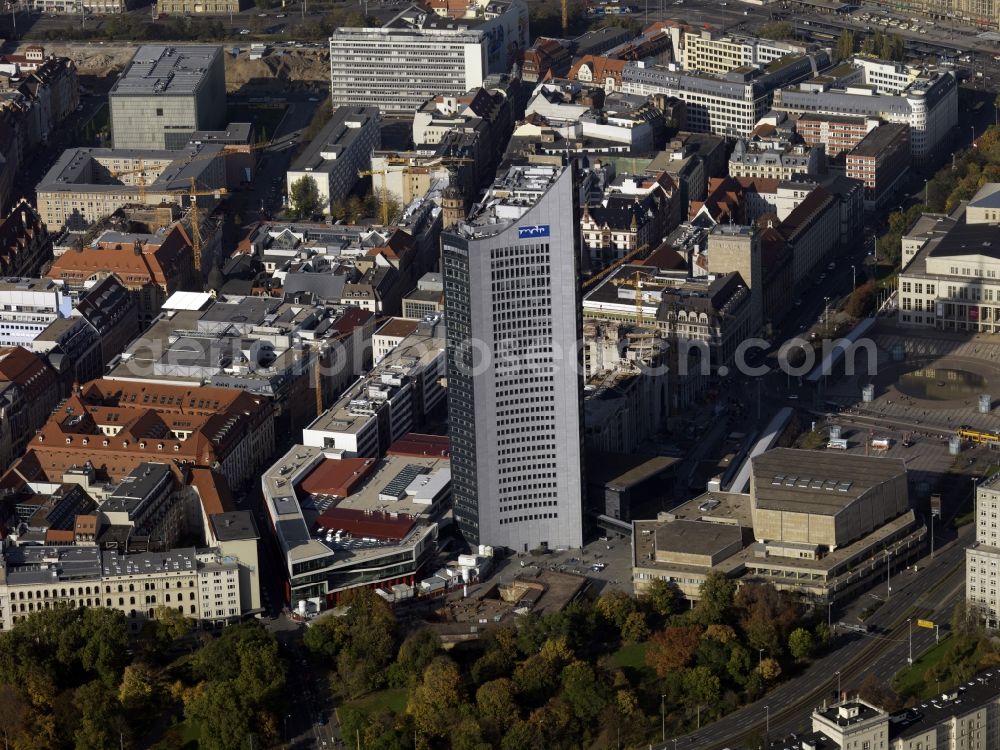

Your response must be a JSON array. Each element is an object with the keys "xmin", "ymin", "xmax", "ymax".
[
  {"xmin": 302, "ymin": 316, "xmax": 446, "ymax": 457},
  {"xmin": 47, "ymin": 224, "xmax": 195, "ymax": 326},
  {"xmin": 285, "ymin": 107, "xmax": 380, "ymax": 216},
  {"xmin": 106, "ymin": 291, "xmax": 377, "ymax": 436},
  {"xmin": 794, "ymin": 113, "xmax": 880, "ymax": 160},
  {"xmin": 773, "ymin": 68, "xmax": 957, "ymax": 162},
  {"xmin": 36, "ymin": 144, "xmax": 225, "ymax": 229},
  {"xmin": 967, "ymin": 473, "xmax": 1000, "ymax": 628},
  {"xmin": 0, "ymin": 546, "xmax": 242, "ymax": 631},
  {"xmin": 845, "ymin": 123, "xmax": 911, "ymax": 209},
  {"xmin": 109, "ymin": 45, "xmax": 226, "ymax": 149}
]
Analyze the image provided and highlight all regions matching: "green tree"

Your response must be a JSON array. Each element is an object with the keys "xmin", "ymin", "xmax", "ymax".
[
  {"xmin": 289, "ymin": 175, "xmax": 322, "ymax": 219},
  {"xmin": 836, "ymin": 29, "xmax": 855, "ymax": 61},
  {"xmin": 682, "ymin": 666, "xmax": 721, "ymax": 708},
  {"xmin": 303, "ymin": 614, "xmax": 349, "ymax": 662},
  {"xmin": 727, "ymin": 643, "xmax": 752, "ymax": 686},
  {"xmin": 560, "ymin": 661, "xmax": 609, "ymax": 721},
  {"xmin": 73, "ymin": 680, "xmax": 127, "ymax": 750},
  {"xmin": 788, "ymin": 627, "xmax": 815, "ymax": 661},
  {"xmin": 389, "ymin": 628, "xmax": 441, "ymax": 686},
  {"xmin": 186, "ymin": 681, "xmax": 252, "ymax": 750},
  {"xmin": 641, "ymin": 578, "xmax": 676, "ymax": 620},
  {"xmin": 758, "ymin": 21, "xmax": 794, "ymax": 39},
  {"xmin": 692, "ymin": 571, "xmax": 736, "ymax": 625}
]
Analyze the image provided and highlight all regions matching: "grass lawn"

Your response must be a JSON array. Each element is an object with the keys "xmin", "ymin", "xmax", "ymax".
[
  {"xmin": 177, "ymin": 719, "xmax": 201, "ymax": 749},
  {"xmin": 892, "ymin": 635, "xmax": 955, "ymax": 699},
  {"xmin": 226, "ymin": 104, "xmax": 287, "ymax": 142},
  {"xmin": 610, "ymin": 642, "xmax": 648, "ymax": 670},
  {"xmin": 344, "ymin": 687, "xmax": 409, "ymax": 715}
]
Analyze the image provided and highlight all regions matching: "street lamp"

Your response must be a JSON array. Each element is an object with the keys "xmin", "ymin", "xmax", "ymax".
[
  {"xmin": 758, "ymin": 648, "xmax": 764, "ymax": 672},
  {"xmin": 886, "ymin": 549, "xmax": 892, "ymax": 598},
  {"xmin": 827, "ymin": 600, "xmax": 833, "ymax": 629},
  {"xmin": 835, "ymin": 670, "xmax": 841, "ymax": 700},
  {"xmin": 661, "ymin": 694, "xmax": 667, "ymax": 743},
  {"xmin": 764, "ymin": 705, "xmax": 770, "ymax": 742},
  {"xmin": 907, "ymin": 618, "xmax": 913, "ymax": 665},
  {"xmin": 852, "ymin": 264, "xmax": 857, "ymax": 290}
]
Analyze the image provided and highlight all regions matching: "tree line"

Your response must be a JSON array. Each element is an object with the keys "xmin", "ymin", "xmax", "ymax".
[{"xmin": 306, "ymin": 577, "xmax": 832, "ymax": 749}]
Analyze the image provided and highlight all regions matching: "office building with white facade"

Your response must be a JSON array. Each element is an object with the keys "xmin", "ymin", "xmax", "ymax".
[
  {"xmin": 328, "ymin": 0, "xmax": 529, "ymax": 114},
  {"xmin": 109, "ymin": 45, "xmax": 226, "ymax": 149},
  {"xmin": 442, "ymin": 163, "xmax": 585, "ymax": 552},
  {"xmin": 285, "ymin": 107, "xmax": 380, "ymax": 216},
  {"xmin": 620, "ymin": 52, "xmax": 827, "ymax": 137},
  {"xmin": 680, "ymin": 31, "xmax": 810, "ymax": 76},
  {"xmin": 772, "ymin": 68, "xmax": 957, "ymax": 163}
]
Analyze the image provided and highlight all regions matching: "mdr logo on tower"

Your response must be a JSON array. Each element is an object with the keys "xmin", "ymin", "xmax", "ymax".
[{"xmin": 517, "ymin": 224, "xmax": 550, "ymax": 239}]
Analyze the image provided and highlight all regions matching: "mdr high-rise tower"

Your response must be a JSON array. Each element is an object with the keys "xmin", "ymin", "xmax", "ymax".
[{"xmin": 442, "ymin": 162, "xmax": 584, "ymax": 552}]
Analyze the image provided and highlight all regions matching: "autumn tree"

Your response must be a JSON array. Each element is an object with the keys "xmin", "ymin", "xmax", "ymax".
[
  {"xmin": 758, "ymin": 657, "xmax": 782, "ymax": 682},
  {"xmin": 596, "ymin": 589, "xmax": 638, "ymax": 632},
  {"xmin": 560, "ymin": 660, "xmax": 610, "ymax": 722},
  {"xmin": 858, "ymin": 674, "xmax": 901, "ymax": 712},
  {"xmin": 621, "ymin": 611, "xmax": 650, "ymax": 644},
  {"xmin": 646, "ymin": 626, "xmax": 702, "ymax": 676},
  {"xmin": 407, "ymin": 656, "xmax": 466, "ymax": 738},
  {"xmin": 735, "ymin": 583, "xmax": 801, "ymax": 656},
  {"xmin": 476, "ymin": 678, "xmax": 519, "ymax": 742}
]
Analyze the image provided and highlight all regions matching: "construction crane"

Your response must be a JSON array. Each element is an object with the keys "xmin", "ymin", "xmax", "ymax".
[
  {"xmin": 109, "ymin": 159, "xmax": 149, "ymax": 204},
  {"xmin": 611, "ymin": 271, "xmax": 669, "ymax": 325},
  {"xmin": 172, "ymin": 176, "xmax": 227, "ymax": 288},
  {"xmin": 561, "ymin": 0, "xmax": 568, "ymax": 35},
  {"xmin": 358, "ymin": 167, "xmax": 394, "ymax": 226},
  {"xmin": 581, "ymin": 242, "xmax": 651, "ymax": 291}
]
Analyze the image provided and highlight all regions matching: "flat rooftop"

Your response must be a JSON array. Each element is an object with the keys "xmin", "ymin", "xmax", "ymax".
[
  {"xmin": 850, "ymin": 122, "xmax": 908, "ymax": 157},
  {"xmin": 211, "ymin": 511, "xmax": 259, "ymax": 542},
  {"xmin": 654, "ymin": 518, "xmax": 742, "ymax": 557},
  {"xmin": 289, "ymin": 107, "xmax": 379, "ymax": 174},
  {"xmin": 38, "ymin": 145, "xmax": 224, "ymax": 195},
  {"xmin": 452, "ymin": 163, "xmax": 566, "ymax": 240},
  {"xmin": 111, "ymin": 45, "xmax": 221, "ymax": 97},
  {"xmin": 751, "ymin": 448, "xmax": 906, "ymax": 514}
]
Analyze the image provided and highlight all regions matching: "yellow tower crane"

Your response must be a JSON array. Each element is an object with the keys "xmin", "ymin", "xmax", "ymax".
[
  {"xmin": 357, "ymin": 167, "xmax": 394, "ymax": 226},
  {"xmin": 170, "ymin": 177, "xmax": 228, "ymax": 289},
  {"xmin": 611, "ymin": 271, "xmax": 668, "ymax": 325},
  {"xmin": 110, "ymin": 159, "xmax": 149, "ymax": 204},
  {"xmin": 562, "ymin": 0, "xmax": 569, "ymax": 35}
]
